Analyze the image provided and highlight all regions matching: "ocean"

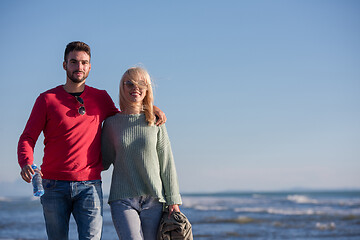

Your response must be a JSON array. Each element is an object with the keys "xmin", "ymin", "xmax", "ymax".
[{"xmin": 0, "ymin": 191, "xmax": 359, "ymax": 239}]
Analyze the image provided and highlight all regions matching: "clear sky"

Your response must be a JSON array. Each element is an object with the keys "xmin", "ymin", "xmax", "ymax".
[{"xmin": 0, "ymin": 0, "xmax": 359, "ymax": 196}]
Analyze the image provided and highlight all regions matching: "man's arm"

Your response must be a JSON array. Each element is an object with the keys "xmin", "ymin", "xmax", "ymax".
[
  {"xmin": 154, "ymin": 105, "xmax": 167, "ymax": 126},
  {"xmin": 18, "ymin": 95, "xmax": 46, "ymax": 182}
]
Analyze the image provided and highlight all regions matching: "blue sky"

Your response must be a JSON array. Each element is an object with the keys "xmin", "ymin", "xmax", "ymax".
[{"xmin": 0, "ymin": 0, "xmax": 359, "ymax": 196}]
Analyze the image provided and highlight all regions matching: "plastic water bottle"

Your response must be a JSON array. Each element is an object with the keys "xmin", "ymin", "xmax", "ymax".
[{"xmin": 31, "ymin": 164, "xmax": 44, "ymax": 197}]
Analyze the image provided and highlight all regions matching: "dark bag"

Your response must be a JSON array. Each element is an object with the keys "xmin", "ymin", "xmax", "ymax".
[{"xmin": 157, "ymin": 211, "xmax": 193, "ymax": 240}]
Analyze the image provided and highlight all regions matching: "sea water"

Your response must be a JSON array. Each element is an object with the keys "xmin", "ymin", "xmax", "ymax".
[{"xmin": 0, "ymin": 191, "xmax": 359, "ymax": 239}]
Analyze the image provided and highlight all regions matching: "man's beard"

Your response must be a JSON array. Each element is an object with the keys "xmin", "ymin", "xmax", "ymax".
[{"xmin": 67, "ymin": 71, "xmax": 88, "ymax": 83}]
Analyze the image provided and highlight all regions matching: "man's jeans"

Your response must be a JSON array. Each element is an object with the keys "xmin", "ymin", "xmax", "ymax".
[
  {"xmin": 110, "ymin": 196, "xmax": 163, "ymax": 240},
  {"xmin": 40, "ymin": 179, "xmax": 103, "ymax": 240}
]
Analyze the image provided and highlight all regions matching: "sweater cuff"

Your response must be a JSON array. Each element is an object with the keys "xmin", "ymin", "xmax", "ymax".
[{"xmin": 166, "ymin": 194, "xmax": 182, "ymax": 205}]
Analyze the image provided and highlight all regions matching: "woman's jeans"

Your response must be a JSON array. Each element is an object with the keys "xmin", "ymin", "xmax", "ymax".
[
  {"xmin": 110, "ymin": 196, "xmax": 163, "ymax": 240},
  {"xmin": 40, "ymin": 179, "xmax": 103, "ymax": 240}
]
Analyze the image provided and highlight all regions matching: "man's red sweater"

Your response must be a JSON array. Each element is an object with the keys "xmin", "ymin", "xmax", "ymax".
[{"xmin": 18, "ymin": 85, "xmax": 119, "ymax": 181}]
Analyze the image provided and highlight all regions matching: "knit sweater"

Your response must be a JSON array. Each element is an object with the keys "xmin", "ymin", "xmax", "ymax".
[{"xmin": 101, "ymin": 113, "xmax": 182, "ymax": 205}]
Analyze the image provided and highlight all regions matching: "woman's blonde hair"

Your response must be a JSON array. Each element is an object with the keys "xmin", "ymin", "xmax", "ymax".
[{"xmin": 119, "ymin": 67, "xmax": 155, "ymax": 126}]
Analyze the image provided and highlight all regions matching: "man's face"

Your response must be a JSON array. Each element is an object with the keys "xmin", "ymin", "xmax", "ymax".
[{"xmin": 63, "ymin": 51, "xmax": 91, "ymax": 83}]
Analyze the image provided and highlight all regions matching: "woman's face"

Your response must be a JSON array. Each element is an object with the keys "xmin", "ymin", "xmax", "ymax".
[{"xmin": 122, "ymin": 79, "xmax": 148, "ymax": 104}]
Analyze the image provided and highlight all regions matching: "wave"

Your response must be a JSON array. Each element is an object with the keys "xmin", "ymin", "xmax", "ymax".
[
  {"xmin": 187, "ymin": 205, "xmax": 321, "ymax": 216},
  {"xmin": 234, "ymin": 206, "xmax": 360, "ymax": 216},
  {"xmin": 182, "ymin": 194, "xmax": 360, "ymax": 208},
  {"xmin": 192, "ymin": 205, "xmax": 229, "ymax": 211},
  {"xmin": 287, "ymin": 194, "xmax": 318, "ymax": 204},
  {"xmin": 196, "ymin": 216, "xmax": 258, "ymax": 225},
  {"xmin": 316, "ymin": 222, "xmax": 336, "ymax": 230},
  {"xmin": 234, "ymin": 207, "xmax": 317, "ymax": 215},
  {"xmin": 286, "ymin": 194, "xmax": 360, "ymax": 207},
  {"xmin": 0, "ymin": 196, "xmax": 11, "ymax": 202}
]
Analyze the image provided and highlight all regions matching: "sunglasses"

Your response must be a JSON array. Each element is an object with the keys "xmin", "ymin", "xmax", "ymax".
[
  {"xmin": 75, "ymin": 96, "xmax": 86, "ymax": 115},
  {"xmin": 123, "ymin": 80, "xmax": 148, "ymax": 90}
]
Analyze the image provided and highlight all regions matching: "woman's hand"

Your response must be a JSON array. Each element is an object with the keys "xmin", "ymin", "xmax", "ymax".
[{"xmin": 168, "ymin": 204, "xmax": 180, "ymax": 218}]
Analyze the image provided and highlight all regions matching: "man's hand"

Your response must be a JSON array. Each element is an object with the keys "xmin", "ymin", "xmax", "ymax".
[
  {"xmin": 153, "ymin": 105, "xmax": 167, "ymax": 126},
  {"xmin": 20, "ymin": 164, "xmax": 34, "ymax": 183},
  {"xmin": 20, "ymin": 164, "xmax": 43, "ymax": 183}
]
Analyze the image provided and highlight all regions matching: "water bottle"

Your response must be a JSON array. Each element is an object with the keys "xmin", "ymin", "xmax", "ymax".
[{"xmin": 31, "ymin": 164, "xmax": 44, "ymax": 197}]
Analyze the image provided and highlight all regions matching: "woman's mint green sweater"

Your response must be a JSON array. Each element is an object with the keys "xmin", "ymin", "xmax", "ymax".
[{"xmin": 101, "ymin": 113, "xmax": 182, "ymax": 205}]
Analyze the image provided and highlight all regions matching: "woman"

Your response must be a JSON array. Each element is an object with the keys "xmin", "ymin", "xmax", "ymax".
[{"xmin": 101, "ymin": 67, "xmax": 182, "ymax": 240}]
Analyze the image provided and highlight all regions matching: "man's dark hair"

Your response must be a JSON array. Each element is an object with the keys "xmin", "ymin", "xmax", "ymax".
[{"xmin": 64, "ymin": 41, "xmax": 91, "ymax": 62}]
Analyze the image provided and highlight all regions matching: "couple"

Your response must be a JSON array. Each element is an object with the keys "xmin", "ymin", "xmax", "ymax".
[{"xmin": 18, "ymin": 41, "xmax": 182, "ymax": 240}]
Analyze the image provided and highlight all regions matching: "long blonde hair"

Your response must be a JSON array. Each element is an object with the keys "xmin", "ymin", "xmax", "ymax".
[{"xmin": 119, "ymin": 67, "xmax": 155, "ymax": 126}]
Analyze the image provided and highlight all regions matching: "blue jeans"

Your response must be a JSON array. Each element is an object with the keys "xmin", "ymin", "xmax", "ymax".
[
  {"xmin": 110, "ymin": 196, "xmax": 163, "ymax": 240},
  {"xmin": 40, "ymin": 179, "xmax": 103, "ymax": 240}
]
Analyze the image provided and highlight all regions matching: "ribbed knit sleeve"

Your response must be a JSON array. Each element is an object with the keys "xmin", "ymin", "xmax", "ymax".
[{"xmin": 157, "ymin": 125, "xmax": 182, "ymax": 205}]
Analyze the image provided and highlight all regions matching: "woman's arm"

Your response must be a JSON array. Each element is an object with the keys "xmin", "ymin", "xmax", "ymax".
[{"xmin": 157, "ymin": 124, "xmax": 182, "ymax": 206}]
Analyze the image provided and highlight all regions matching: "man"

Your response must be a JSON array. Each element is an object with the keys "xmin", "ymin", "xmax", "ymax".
[{"xmin": 17, "ymin": 41, "xmax": 166, "ymax": 240}]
